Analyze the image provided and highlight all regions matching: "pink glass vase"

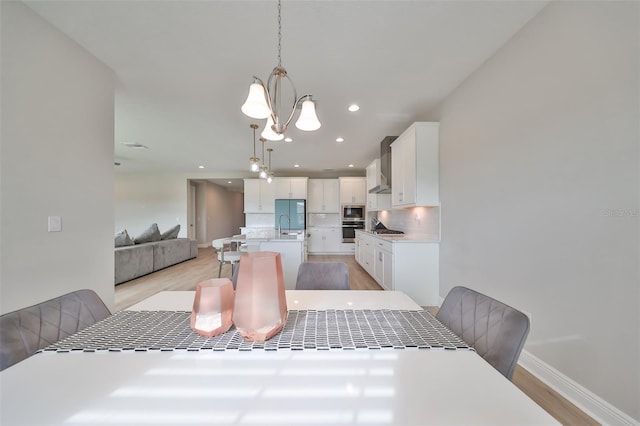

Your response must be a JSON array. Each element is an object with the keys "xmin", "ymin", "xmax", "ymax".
[
  {"xmin": 232, "ymin": 251, "xmax": 288, "ymax": 342},
  {"xmin": 191, "ymin": 278, "xmax": 235, "ymax": 337}
]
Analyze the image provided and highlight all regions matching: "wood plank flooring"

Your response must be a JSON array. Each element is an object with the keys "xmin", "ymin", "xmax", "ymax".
[{"xmin": 114, "ymin": 247, "xmax": 599, "ymax": 426}]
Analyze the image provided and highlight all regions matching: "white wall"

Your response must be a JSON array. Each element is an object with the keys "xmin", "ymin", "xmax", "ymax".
[
  {"xmin": 115, "ymin": 174, "xmax": 244, "ymax": 247},
  {"xmin": 203, "ymin": 181, "xmax": 244, "ymax": 244},
  {"xmin": 430, "ymin": 1, "xmax": 639, "ymax": 421},
  {"xmin": 115, "ymin": 172, "xmax": 188, "ymax": 239},
  {"xmin": 1, "ymin": 2, "xmax": 115, "ymax": 313}
]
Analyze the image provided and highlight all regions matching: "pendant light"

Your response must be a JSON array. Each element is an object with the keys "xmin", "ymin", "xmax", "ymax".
[
  {"xmin": 259, "ymin": 138, "xmax": 269, "ymax": 179},
  {"xmin": 249, "ymin": 124, "xmax": 260, "ymax": 172},
  {"xmin": 266, "ymin": 148, "xmax": 274, "ymax": 183}
]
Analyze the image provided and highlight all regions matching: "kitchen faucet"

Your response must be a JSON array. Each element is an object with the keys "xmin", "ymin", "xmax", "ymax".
[{"xmin": 278, "ymin": 214, "xmax": 290, "ymax": 235}]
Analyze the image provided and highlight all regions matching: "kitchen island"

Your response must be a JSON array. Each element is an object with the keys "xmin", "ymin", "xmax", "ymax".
[{"xmin": 242, "ymin": 232, "xmax": 307, "ymax": 290}]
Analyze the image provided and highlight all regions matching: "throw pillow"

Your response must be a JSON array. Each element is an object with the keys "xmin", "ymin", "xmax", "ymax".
[
  {"xmin": 114, "ymin": 230, "xmax": 134, "ymax": 247},
  {"xmin": 133, "ymin": 223, "xmax": 161, "ymax": 244},
  {"xmin": 161, "ymin": 224, "xmax": 181, "ymax": 240}
]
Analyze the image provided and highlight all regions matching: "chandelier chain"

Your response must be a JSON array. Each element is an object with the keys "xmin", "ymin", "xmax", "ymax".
[{"xmin": 277, "ymin": 0, "xmax": 282, "ymax": 67}]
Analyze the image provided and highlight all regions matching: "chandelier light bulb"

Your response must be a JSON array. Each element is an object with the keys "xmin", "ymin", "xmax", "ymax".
[
  {"xmin": 259, "ymin": 166, "xmax": 268, "ymax": 179},
  {"xmin": 241, "ymin": 83, "xmax": 270, "ymax": 119},
  {"xmin": 261, "ymin": 116, "xmax": 284, "ymax": 141},
  {"xmin": 295, "ymin": 98, "xmax": 321, "ymax": 131},
  {"xmin": 267, "ymin": 173, "xmax": 273, "ymax": 184}
]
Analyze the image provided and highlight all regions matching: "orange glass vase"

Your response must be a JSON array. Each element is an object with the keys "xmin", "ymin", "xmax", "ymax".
[
  {"xmin": 232, "ymin": 251, "xmax": 288, "ymax": 342},
  {"xmin": 191, "ymin": 278, "xmax": 235, "ymax": 337}
]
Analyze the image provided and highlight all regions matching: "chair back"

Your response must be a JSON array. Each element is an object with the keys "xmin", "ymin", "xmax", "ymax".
[
  {"xmin": 212, "ymin": 238, "xmax": 242, "ymax": 263},
  {"xmin": 435, "ymin": 286, "xmax": 529, "ymax": 380},
  {"xmin": 0, "ymin": 289, "xmax": 111, "ymax": 371},
  {"xmin": 295, "ymin": 262, "xmax": 350, "ymax": 290}
]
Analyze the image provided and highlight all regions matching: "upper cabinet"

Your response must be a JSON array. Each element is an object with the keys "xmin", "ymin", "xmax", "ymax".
[
  {"xmin": 274, "ymin": 177, "xmax": 307, "ymax": 199},
  {"xmin": 308, "ymin": 179, "xmax": 340, "ymax": 213},
  {"xmin": 366, "ymin": 160, "xmax": 391, "ymax": 211},
  {"xmin": 338, "ymin": 177, "xmax": 366, "ymax": 205},
  {"xmin": 244, "ymin": 178, "xmax": 275, "ymax": 213},
  {"xmin": 391, "ymin": 122, "xmax": 439, "ymax": 208}
]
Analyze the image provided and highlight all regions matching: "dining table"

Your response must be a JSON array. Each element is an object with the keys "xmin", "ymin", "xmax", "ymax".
[{"xmin": 0, "ymin": 290, "xmax": 559, "ymax": 425}]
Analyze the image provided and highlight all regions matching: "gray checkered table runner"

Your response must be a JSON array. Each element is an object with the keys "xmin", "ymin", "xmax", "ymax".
[{"xmin": 41, "ymin": 310, "xmax": 472, "ymax": 353}]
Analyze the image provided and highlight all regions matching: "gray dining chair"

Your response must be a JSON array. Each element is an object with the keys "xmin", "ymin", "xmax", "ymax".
[
  {"xmin": 295, "ymin": 262, "xmax": 350, "ymax": 290},
  {"xmin": 435, "ymin": 286, "xmax": 530, "ymax": 380},
  {"xmin": 0, "ymin": 289, "xmax": 111, "ymax": 371}
]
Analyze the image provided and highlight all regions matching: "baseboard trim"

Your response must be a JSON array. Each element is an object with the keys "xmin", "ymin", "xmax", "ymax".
[
  {"xmin": 197, "ymin": 243, "xmax": 209, "ymax": 249},
  {"xmin": 518, "ymin": 351, "xmax": 638, "ymax": 426}
]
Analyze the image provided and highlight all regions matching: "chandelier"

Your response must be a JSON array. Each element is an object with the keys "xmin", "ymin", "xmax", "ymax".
[{"xmin": 241, "ymin": 0, "xmax": 321, "ymax": 141}]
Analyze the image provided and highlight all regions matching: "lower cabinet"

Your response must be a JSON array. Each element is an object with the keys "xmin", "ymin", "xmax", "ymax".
[
  {"xmin": 307, "ymin": 227, "xmax": 341, "ymax": 254},
  {"xmin": 373, "ymin": 239, "xmax": 393, "ymax": 291},
  {"xmin": 355, "ymin": 231, "xmax": 439, "ymax": 306}
]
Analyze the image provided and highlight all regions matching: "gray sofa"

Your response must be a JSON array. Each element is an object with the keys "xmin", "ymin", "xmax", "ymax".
[{"xmin": 115, "ymin": 238, "xmax": 198, "ymax": 285}]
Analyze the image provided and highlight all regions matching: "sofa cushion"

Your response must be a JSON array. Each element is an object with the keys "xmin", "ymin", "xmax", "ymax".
[
  {"xmin": 134, "ymin": 223, "xmax": 161, "ymax": 244},
  {"xmin": 114, "ymin": 229, "xmax": 134, "ymax": 247},
  {"xmin": 161, "ymin": 224, "xmax": 180, "ymax": 240}
]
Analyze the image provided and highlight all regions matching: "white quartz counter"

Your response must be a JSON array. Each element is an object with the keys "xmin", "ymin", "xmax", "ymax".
[{"xmin": 357, "ymin": 230, "xmax": 440, "ymax": 243}]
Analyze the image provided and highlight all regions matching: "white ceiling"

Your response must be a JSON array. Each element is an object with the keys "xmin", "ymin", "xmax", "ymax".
[{"xmin": 25, "ymin": 0, "xmax": 547, "ymax": 185}]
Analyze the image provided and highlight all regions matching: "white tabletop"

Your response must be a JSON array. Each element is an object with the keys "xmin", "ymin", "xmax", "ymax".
[
  {"xmin": 0, "ymin": 291, "xmax": 559, "ymax": 426},
  {"xmin": 127, "ymin": 290, "xmax": 423, "ymax": 311}
]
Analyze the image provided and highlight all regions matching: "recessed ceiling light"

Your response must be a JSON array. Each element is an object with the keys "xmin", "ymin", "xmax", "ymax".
[
  {"xmin": 284, "ymin": 137, "xmax": 293, "ymax": 143},
  {"xmin": 348, "ymin": 104, "xmax": 360, "ymax": 112},
  {"xmin": 336, "ymin": 137, "xmax": 345, "ymax": 143},
  {"xmin": 227, "ymin": 181, "xmax": 232, "ymax": 184},
  {"xmin": 294, "ymin": 164, "xmax": 300, "ymax": 168},
  {"xmin": 198, "ymin": 165, "xmax": 204, "ymax": 169},
  {"xmin": 348, "ymin": 164, "xmax": 354, "ymax": 168}
]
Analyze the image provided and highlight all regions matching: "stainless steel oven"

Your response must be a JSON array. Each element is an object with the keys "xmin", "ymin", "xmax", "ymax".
[{"xmin": 341, "ymin": 220, "xmax": 365, "ymax": 243}]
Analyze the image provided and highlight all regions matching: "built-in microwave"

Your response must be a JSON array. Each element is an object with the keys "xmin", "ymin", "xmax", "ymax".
[{"xmin": 342, "ymin": 205, "xmax": 365, "ymax": 221}]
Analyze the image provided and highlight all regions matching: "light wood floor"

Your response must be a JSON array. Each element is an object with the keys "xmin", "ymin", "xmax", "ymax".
[{"xmin": 114, "ymin": 247, "xmax": 599, "ymax": 426}]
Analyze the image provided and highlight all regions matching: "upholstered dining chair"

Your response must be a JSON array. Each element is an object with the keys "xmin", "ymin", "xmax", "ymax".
[
  {"xmin": 295, "ymin": 262, "xmax": 350, "ymax": 290},
  {"xmin": 435, "ymin": 286, "xmax": 530, "ymax": 380},
  {"xmin": 0, "ymin": 289, "xmax": 111, "ymax": 371},
  {"xmin": 211, "ymin": 237, "xmax": 243, "ymax": 278}
]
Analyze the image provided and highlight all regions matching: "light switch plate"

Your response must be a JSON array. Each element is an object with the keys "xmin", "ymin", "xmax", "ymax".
[{"xmin": 48, "ymin": 216, "xmax": 62, "ymax": 232}]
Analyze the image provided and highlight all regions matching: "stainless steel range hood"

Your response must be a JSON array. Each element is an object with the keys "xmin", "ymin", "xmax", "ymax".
[{"xmin": 368, "ymin": 136, "xmax": 397, "ymax": 194}]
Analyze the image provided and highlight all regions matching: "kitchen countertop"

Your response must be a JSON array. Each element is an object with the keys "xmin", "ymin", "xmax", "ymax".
[
  {"xmin": 356, "ymin": 229, "xmax": 440, "ymax": 243},
  {"xmin": 244, "ymin": 233, "xmax": 307, "ymax": 242}
]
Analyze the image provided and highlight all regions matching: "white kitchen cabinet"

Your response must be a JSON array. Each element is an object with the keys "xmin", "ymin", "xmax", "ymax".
[
  {"xmin": 308, "ymin": 179, "xmax": 339, "ymax": 213},
  {"xmin": 307, "ymin": 227, "xmax": 341, "ymax": 254},
  {"xmin": 373, "ymin": 238, "xmax": 393, "ymax": 291},
  {"xmin": 339, "ymin": 177, "xmax": 366, "ymax": 205},
  {"xmin": 366, "ymin": 160, "xmax": 391, "ymax": 211},
  {"xmin": 366, "ymin": 160, "xmax": 379, "ymax": 192},
  {"xmin": 274, "ymin": 177, "xmax": 307, "ymax": 199},
  {"xmin": 243, "ymin": 178, "xmax": 275, "ymax": 213},
  {"xmin": 391, "ymin": 122, "xmax": 439, "ymax": 208},
  {"xmin": 355, "ymin": 230, "xmax": 439, "ymax": 305},
  {"xmin": 356, "ymin": 231, "xmax": 375, "ymax": 277}
]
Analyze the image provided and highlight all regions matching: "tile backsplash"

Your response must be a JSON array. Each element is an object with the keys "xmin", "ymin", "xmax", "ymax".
[{"xmin": 371, "ymin": 207, "xmax": 440, "ymax": 240}]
